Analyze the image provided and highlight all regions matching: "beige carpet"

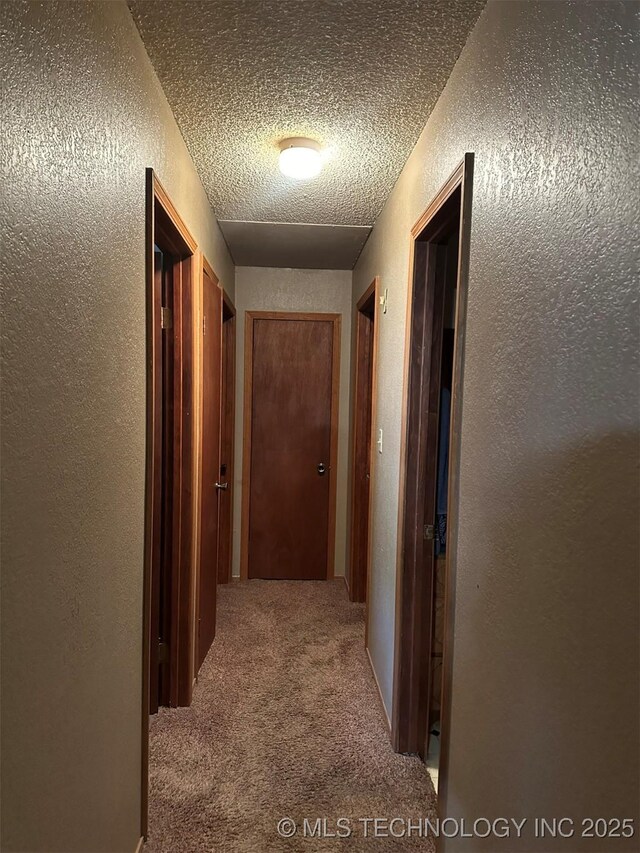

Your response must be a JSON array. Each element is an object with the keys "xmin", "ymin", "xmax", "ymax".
[{"xmin": 145, "ymin": 580, "xmax": 437, "ymax": 852}]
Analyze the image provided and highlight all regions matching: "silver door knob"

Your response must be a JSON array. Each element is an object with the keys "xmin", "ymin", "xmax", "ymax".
[
  {"xmin": 317, "ymin": 462, "xmax": 326, "ymax": 476},
  {"xmin": 215, "ymin": 482, "xmax": 228, "ymax": 491}
]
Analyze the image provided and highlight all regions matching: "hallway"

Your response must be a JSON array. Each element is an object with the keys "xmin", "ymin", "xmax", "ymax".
[
  {"xmin": 2, "ymin": 2, "xmax": 639, "ymax": 851},
  {"xmin": 146, "ymin": 581, "xmax": 436, "ymax": 852}
]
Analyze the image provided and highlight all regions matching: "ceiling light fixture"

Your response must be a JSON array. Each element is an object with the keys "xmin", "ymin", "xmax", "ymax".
[{"xmin": 278, "ymin": 137, "xmax": 323, "ymax": 180}]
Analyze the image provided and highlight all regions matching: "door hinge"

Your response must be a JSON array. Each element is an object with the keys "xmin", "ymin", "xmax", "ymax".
[
  {"xmin": 158, "ymin": 640, "xmax": 169, "ymax": 663},
  {"xmin": 161, "ymin": 306, "xmax": 173, "ymax": 330},
  {"xmin": 423, "ymin": 524, "xmax": 434, "ymax": 541}
]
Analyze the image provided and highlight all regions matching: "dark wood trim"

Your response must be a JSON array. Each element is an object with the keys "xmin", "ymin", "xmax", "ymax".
[
  {"xmin": 174, "ymin": 249, "xmax": 196, "ymax": 709},
  {"xmin": 357, "ymin": 277, "xmax": 377, "ymax": 311},
  {"xmin": 142, "ymin": 169, "xmax": 198, "ymax": 838},
  {"xmin": 194, "ymin": 254, "xmax": 223, "ymax": 672},
  {"xmin": 391, "ymin": 155, "xmax": 474, "ymax": 778},
  {"xmin": 152, "ymin": 174, "xmax": 198, "ymax": 254},
  {"xmin": 327, "ymin": 315, "xmax": 341, "ymax": 580},
  {"xmin": 202, "ymin": 256, "xmax": 219, "ymax": 290},
  {"xmin": 243, "ymin": 310, "xmax": 340, "ymax": 322},
  {"xmin": 364, "ymin": 281, "xmax": 379, "ymax": 644},
  {"xmin": 239, "ymin": 312, "xmax": 253, "ymax": 581},
  {"xmin": 438, "ymin": 154, "xmax": 475, "ymax": 816},
  {"xmin": 218, "ymin": 291, "xmax": 236, "ymax": 584},
  {"xmin": 410, "ymin": 163, "xmax": 466, "ymax": 239},
  {"xmin": 141, "ymin": 168, "xmax": 154, "ymax": 841},
  {"xmin": 191, "ymin": 255, "xmax": 203, "ymax": 679},
  {"xmin": 222, "ymin": 288, "xmax": 236, "ymax": 320},
  {"xmin": 349, "ymin": 277, "xmax": 379, "ymax": 605},
  {"xmin": 240, "ymin": 311, "xmax": 341, "ymax": 581}
]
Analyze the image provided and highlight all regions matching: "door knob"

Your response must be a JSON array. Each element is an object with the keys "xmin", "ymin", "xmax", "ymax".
[
  {"xmin": 317, "ymin": 462, "xmax": 326, "ymax": 476},
  {"xmin": 215, "ymin": 482, "xmax": 228, "ymax": 491}
]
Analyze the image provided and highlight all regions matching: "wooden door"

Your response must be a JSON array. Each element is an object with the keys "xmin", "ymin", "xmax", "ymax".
[
  {"xmin": 349, "ymin": 281, "xmax": 378, "ymax": 603},
  {"xmin": 158, "ymin": 247, "xmax": 175, "ymax": 707},
  {"xmin": 144, "ymin": 170, "xmax": 199, "ymax": 835},
  {"xmin": 392, "ymin": 155, "xmax": 474, "ymax": 776},
  {"xmin": 198, "ymin": 266, "xmax": 222, "ymax": 670},
  {"xmin": 150, "ymin": 244, "xmax": 175, "ymax": 712},
  {"xmin": 246, "ymin": 314, "xmax": 339, "ymax": 580},
  {"xmin": 217, "ymin": 303, "xmax": 236, "ymax": 583},
  {"xmin": 148, "ymin": 193, "xmax": 197, "ymax": 713}
]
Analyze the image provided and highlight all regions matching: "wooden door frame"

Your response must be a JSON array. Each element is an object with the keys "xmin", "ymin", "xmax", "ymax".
[
  {"xmin": 240, "ymin": 311, "xmax": 341, "ymax": 581},
  {"xmin": 348, "ymin": 277, "xmax": 380, "ymax": 605},
  {"xmin": 142, "ymin": 168, "xmax": 198, "ymax": 837},
  {"xmin": 391, "ymin": 155, "xmax": 474, "ymax": 813},
  {"xmin": 222, "ymin": 289, "xmax": 236, "ymax": 320},
  {"xmin": 193, "ymin": 255, "xmax": 225, "ymax": 674},
  {"xmin": 218, "ymin": 291, "xmax": 236, "ymax": 584}
]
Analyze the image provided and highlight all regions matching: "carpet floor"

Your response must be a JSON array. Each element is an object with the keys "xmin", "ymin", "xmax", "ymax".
[{"xmin": 146, "ymin": 580, "xmax": 437, "ymax": 852}]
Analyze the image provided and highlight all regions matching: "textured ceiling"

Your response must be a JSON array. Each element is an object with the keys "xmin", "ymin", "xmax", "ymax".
[
  {"xmin": 218, "ymin": 221, "xmax": 371, "ymax": 269},
  {"xmin": 128, "ymin": 0, "xmax": 485, "ymax": 228}
]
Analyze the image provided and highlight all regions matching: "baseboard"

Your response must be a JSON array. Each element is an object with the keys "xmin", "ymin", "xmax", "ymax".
[
  {"xmin": 134, "ymin": 836, "xmax": 144, "ymax": 853},
  {"xmin": 365, "ymin": 645, "xmax": 392, "ymax": 735},
  {"xmin": 342, "ymin": 574, "xmax": 350, "ymax": 596}
]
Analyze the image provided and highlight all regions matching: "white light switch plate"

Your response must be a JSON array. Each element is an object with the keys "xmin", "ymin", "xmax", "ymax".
[{"xmin": 377, "ymin": 428, "xmax": 383, "ymax": 454}]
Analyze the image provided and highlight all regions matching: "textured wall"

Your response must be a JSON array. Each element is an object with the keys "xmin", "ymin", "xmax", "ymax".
[
  {"xmin": 353, "ymin": 1, "xmax": 639, "ymax": 848},
  {"xmin": 0, "ymin": 2, "xmax": 233, "ymax": 851},
  {"xmin": 233, "ymin": 268, "xmax": 352, "ymax": 579}
]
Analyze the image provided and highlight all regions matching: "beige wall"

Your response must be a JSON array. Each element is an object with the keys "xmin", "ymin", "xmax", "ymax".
[
  {"xmin": 0, "ymin": 2, "xmax": 233, "ymax": 851},
  {"xmin": 354, "ymin": 1, "xmax": 639, "ymax": 848},
  {"xmin": 232, "ymin": 267, "xmax": 352, "ymax": 579}
]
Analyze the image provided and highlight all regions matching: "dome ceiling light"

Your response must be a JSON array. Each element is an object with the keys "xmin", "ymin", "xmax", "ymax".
[{"xmin": 278, "ymin": 137, "xmax": 323, "ymax": 180}]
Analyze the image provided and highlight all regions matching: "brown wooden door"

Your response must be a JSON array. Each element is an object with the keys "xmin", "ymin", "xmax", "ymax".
[
  {"xmin": 198, "ymin": 268, "xmax": 222, "ymax": 669},
  {"xmin": 217, "ymin": 309, "xmax": 235, "ymax": 583},
  {"xmin": 150, "ymin": 243, "xmax": 176, "ymax": 712},
  {"xmin": 248, "ymin": 316, "xmax": 336, "ymax": 580},
  {"xmin": 349, "ymin": 285, "xmax": 377, "ymax": 603}
]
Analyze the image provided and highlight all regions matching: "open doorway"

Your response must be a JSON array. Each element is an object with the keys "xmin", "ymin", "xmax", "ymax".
[
  {"xmin": 145, "ymin": 170, "xmax": 198, "ymax": 715},
  {"xmin": 142, "ymin": 169, "xmax": 199, "ymax": 834},
  {"xmin": 196, "ymin": 258, "xmax": 223, "ymax": 671},
  {"xmin": 392, "ymin": 155, "xmax": 474, "ymax": 803},
  {"xmin": 217, "ymin": 292, "xmax": 236, "ymax": 584},
  {"xmin": 348, "ymin": 277, "xmax": 379, "ymax": 605}
]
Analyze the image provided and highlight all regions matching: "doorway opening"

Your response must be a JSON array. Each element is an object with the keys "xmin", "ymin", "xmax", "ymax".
[
  {"xmin": 142, "ymin": 169, "xmax": 199, "ymax": 834},
  {"xmin": 217, "ymin": 293, "xmax": 236, "ymax": 585},
  {"xmin": 196, "ymin": 258, "xmax": 223, "ymax": 671},
  {"xmin": 240, "ymin": 312, "xmax": 341, "ymax": 580},
  {"xmin": 348, "ymin": 277, "xmax": 379, "ymax": 606},
  {"xmin": 392, "ymin": 155, "xmax": 474, "ymax": 804}
]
